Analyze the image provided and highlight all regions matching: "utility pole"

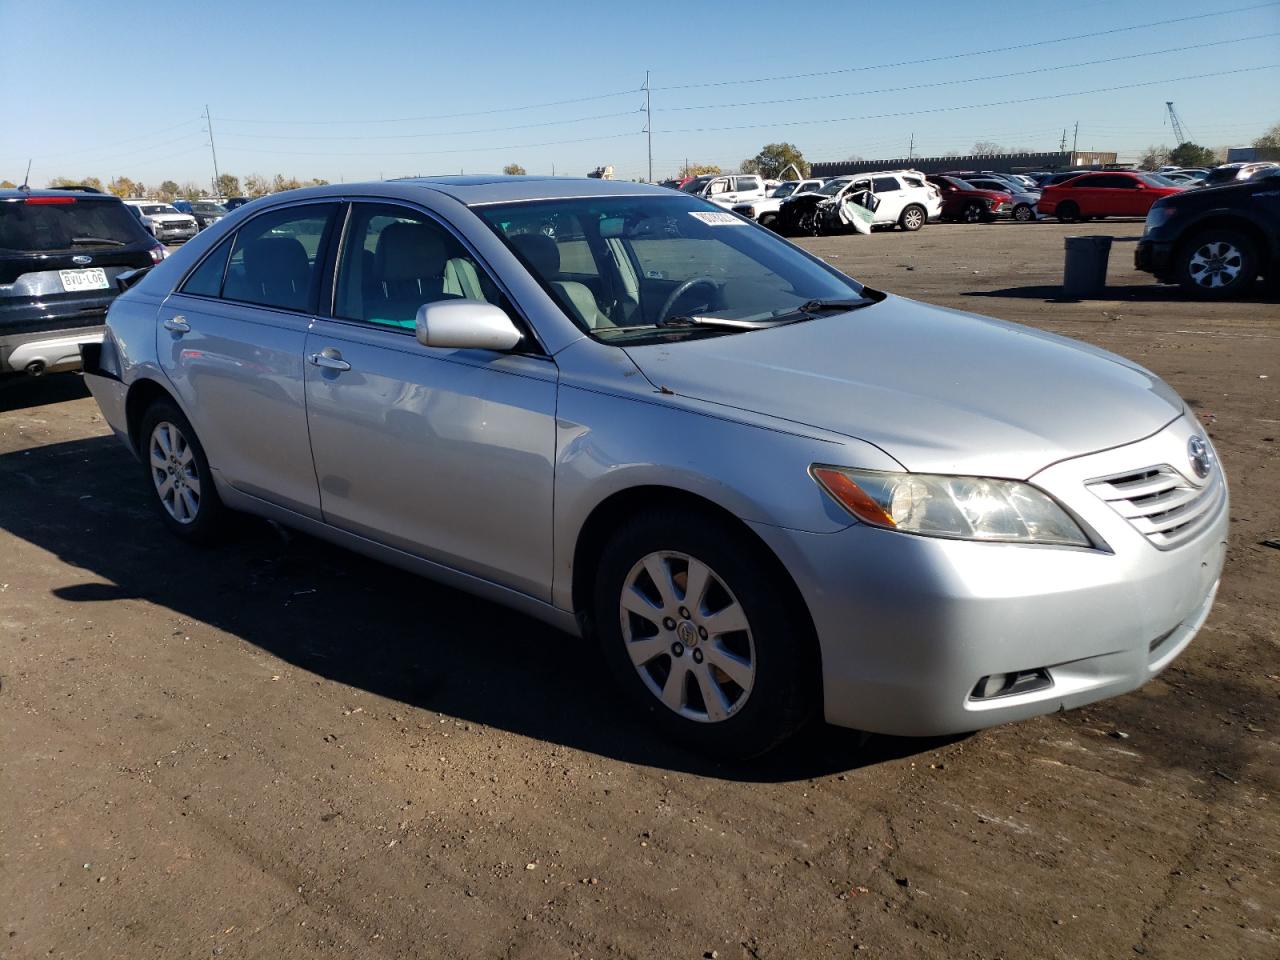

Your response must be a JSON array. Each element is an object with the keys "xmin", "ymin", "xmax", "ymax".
[
  {"xmin": 1071, "ymin": 121, "xmax": 1079, "ymax": 160},
  {"xmin": 908, "ymin": 132, "xmax": 914, "ymax": 160},
  {"xmin": 1059, "ymin": 128, "xmax": 1068, "ymax": 151},
  {"xmin": 204, "ymin": 104, "xmax": 222, "ymax": 198},
  {"xmin": 643, "ymin": 71, "xmax": 654, "ymax": 183}
]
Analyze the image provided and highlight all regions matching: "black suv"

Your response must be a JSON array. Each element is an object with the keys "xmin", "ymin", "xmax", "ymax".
[
  {"xmin": 1, "ymin": 188, "xmax": 163, "ymax": 375},
  {"xmin": 1135, "ymin": 168, "xmax": 1280, "ymax": 298}
]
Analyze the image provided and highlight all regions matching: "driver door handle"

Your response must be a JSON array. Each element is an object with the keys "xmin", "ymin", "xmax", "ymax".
[
  {"xmin": 162, "ymin": 315, "xmax": 190, "ymax": 334},
  {"xmin": 309, "ymin": 349, "xmax": 351, "ymax": 372}
]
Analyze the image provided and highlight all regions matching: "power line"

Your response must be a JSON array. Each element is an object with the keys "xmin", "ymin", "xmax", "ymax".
[
  {"xmin": 659, "ymin": 34, "xmax": 1279, "ymax": 113},
  {"xmin": 654, "ymin": 1, "xmax": 1280, "ymax": 91},
  {"xmin": 217, "ymin": 108, "xmax": 643, "ymax": 142},
  {"xmin": 216, "ymin": 130, "xmax": 643, "ymax": 159},
  {"xmin": 6, "ymin": 117, "xmax": 203, "ymax": 162},
  {"xmin": 213, "ymin": 87, "xmax": 642, "ymax": 126},
  {"xmin": 656, "ymin": 64, "xmax": 1280, "ymax": 135}
]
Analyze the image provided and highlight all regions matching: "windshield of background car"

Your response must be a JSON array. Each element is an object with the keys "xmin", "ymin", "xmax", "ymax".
[
  {"xmin": 192, "ymin": 202, "xmax": 226, "ymax": 214},
  {"xmin": 772, "ymin": 182, "xmax": 799, "ymax": 198},
  {"xmin": 1142, "ymin": 174, "xmax": 1181, "ymax": 187},
  {"xmin": 680, "ymin": 176, "xmax": 714, "ymax": 194},
  {"xmin": 476, "ymin": 193, "xmax": 864, "ymax": 344},
  {"xmin": 815, "ymin": 179, "xmax": 851, "ymax": 196},
  {"xmin": 0, "ymin": 198, "xmax": 142, "ymax": 253},
  {"xmin": 140, "ymin": 204, "xmax": 178, "ymax": 216}
]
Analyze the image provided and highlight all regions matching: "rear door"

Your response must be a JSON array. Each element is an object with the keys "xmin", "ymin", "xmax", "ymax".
[
  {"xmin": 870, "ymin": 175, "xmax": 905, "ymax": 223},
  {"xmin": 157, "ymin": 201, "xmax": 340, "ymax": 517}
]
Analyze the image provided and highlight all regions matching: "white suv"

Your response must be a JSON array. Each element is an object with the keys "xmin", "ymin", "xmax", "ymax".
[
  {"xmin": 793, "ymin": 170, "xmax": 942, "ymax": 232},
  {"xmin": 124, "ymin": 201, "xmax": 198, "ymax": 243},
  {"xmin": 731, "ymin": 178, "xmax": 825, "ymax": 229},
  {"xmin": 679, "ymin": 173, "xmax": 768, "ymax": 208}
]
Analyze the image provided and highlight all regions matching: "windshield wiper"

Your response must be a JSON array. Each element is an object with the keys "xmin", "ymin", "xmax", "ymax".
[
  {"xmin": 659, "ymin": 314, "xmax": 800, "ymax": 330},
  {"xmin": 70, "ymin": 236, "xmax": 126, "ymax": 247},
  {"xmin": 796, "ymin": 298, "xmax": 876, "ymax": 313}
]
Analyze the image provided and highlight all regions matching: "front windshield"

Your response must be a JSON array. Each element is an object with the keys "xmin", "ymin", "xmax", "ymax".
[
  {"xmin": 771, "ymin": 182, "xmax": 799, "ymax": 198},
  {"xmin": 192, "ymin": 202, "xmax": 226, "ymax": 214},
  {"xmin": 815, "ymin": 179, "xmax": 851, "ymax": 196},
  {"xmin": 476, "ymin": 193, "xmax": 865, "ymax": 344},
  {"xmin": 1142, "ymin": 174, "xmax": 1181, "ymax": 188},
  {"xmin": 679, "ymin": 176, "xmax": 713, "ymax": 194},
  {"xmin": 140, "ymin": 204, "xmax": 176, "ymax": 215}
]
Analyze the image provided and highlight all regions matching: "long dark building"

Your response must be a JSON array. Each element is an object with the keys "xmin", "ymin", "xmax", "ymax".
[{"xmin": 811, "ymin": 151, "xmax": 1119, "ymax": 177}]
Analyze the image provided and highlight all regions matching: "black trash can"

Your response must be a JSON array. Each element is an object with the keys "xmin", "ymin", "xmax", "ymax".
[{"xmin": 1062, "ymin": 235, "xmax": 1112, "ymax": 298}]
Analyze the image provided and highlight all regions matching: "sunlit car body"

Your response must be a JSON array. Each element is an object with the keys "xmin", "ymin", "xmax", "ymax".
[{"xmin": 83, "ymin": 177, "xmax": 1227, "ymax": 756}]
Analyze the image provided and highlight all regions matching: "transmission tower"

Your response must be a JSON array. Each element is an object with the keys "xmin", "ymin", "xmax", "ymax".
[{"xmin": 1165, "ymin": 101, "xmax": 1191, "ymax": 145}]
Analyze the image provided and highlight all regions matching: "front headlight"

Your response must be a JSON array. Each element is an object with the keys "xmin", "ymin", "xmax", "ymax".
[
  {"xmin": 1144, "ymin": 204, "xmax": 1175, "ymax": 232},
  {"xmin": 811, "ymin": 466, "xmax": 1091, "ymax": 546}
]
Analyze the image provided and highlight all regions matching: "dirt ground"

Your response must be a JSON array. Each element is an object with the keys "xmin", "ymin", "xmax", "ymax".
[{"xmin": 1, "ymin": 219, "xmax": 1276, "ymax": 960}]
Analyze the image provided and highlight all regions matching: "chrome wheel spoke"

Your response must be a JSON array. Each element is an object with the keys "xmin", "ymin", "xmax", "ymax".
[
  {"xmin": 693, "ymin": 664, "xmax": 731, "ymax": 722},
  {"xmin": 682, "ymin": 558, "xmax": 711, "ymax": 613},
  {"xmin": 155, "ymin": 475, "xmax": 174, "ymax": 500},
  {"xmin": 180, "ymin": 487, "xmax": 199, "ymax": 519},
  {"xmin": 149, "ymin": 450, "xmax": 167, "ymax": 470},
  {"xmin": 625, "ymin": 634, "xmax": 669, "ymax": 668},
  {"xmin": 154, "ymin": 426, "xmax": 172, "ymax": 459},
  {"xmin": 642, "ymin": 554, "xmax": 678, "ymax": 612},
  {"xmin": 705, "ymin": 642, "xmax": 753, "ymax": 689},
  {"xmin": 703, "ymin": 601, "xmax": 748, "ymax": 637},
  {"xmin": 661, "ymin": 659, "xmax": 690, "ymax": 711},
  {"xmin": 184, "ymin": 470, "xmax": 201, "ymax": 497},
  {"xmin": 621, "ymin": 584, "xmax": 663, "ymax": 624}
]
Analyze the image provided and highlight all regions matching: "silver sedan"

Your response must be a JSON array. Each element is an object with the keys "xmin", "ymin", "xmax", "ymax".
[{"xmin": 83, "ymin": 176, "xmax": 1227, "ymax": 758}]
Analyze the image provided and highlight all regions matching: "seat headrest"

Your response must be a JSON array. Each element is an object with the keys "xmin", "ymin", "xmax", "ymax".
[
  {"xmin": 376, "ymin": 221, "xmax": 448, "ymax": 281},
  {"xmin": 510, "ymin": 232, "xmax": 560, "ymax": 277},
  {"xmin": 244, "ymin": 236, "xmax": 309, "ymax": 286}
]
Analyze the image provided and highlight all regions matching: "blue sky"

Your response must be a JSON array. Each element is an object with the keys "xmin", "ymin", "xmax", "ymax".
[{"xmin": 2, "ymin": 0, "xmax": 1277, "ymax": 189}]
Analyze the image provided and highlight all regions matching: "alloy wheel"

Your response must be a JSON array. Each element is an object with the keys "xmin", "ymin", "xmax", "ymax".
[
  {"xmin": 902, "ymin": 207, "xmax": 924, "ymax": 230},
  {"xmin": 618, "ymin": 551, "xmax": 756, "ymax": 723},
  {"xmin": 149, "ymin": 421, "xmax": 201, "ymax": 524},
  {"xmin": 1014, "ymin": 204, "xmax": 1034, "ymax": 222},
  {"xmin": 963, "ymin": 204, "xmax": 982, "ymax": 223},
  {"xmin": 1188, "ymin": 240, "xmax": 1243, "ymax": 289}
]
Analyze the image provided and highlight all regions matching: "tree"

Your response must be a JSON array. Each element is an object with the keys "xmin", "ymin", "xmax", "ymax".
[
  {"xmin": 0, "ymin": 180, "xmax": 15, "ymax": 188},
  {"xmin": 741, "ymin": 143, "xmax": 809, "ymax": 179},
  {"xmin": 679, "ymin": 163, "xmax": 721, "ymax": 177},
  {"xmin": 1139, "ymin": 145, "xmax": 1171, "ymax": 170},
  {"xmin": 216, "ymin": 173, "xmax": 241, "ymax": 197},
  {"xmin": 243, "ymin": 174, "xmax": 270, "ymax": 197},
  {"xmin": 971, "ymin": 141, "xmax": 1003, "ymax": 156},
  {"xmin": 178, "ymin": 181, "xmax": 203, "ymax": 200},
  {"xmin": 157, "ymin": 180, "xmax": 180, "ymax": 200},
  {"xmin": 1253, "ymin": 121, "xmax": 1280, "ymax": 149},
  {"xmin": 107, "ymin": 176, "xmax": 139, "ymax": 198},
  {"xmin": 502, "ymin": 163, "xmax": 526, "ymax": 176},
  {"xmin": 307, "ymin": 178, "xmax": 330, "ymax": 186},
  {"xmin": 48, "ymin": 175, "xmax": 103, "ymax": 190},
  {"xmin": 1167, "ymin": 141, "xmax": 1216, "ymax": 168},
  {"xmin": 271, "ymin": 174, "xmax": 303, "ymax": 193}
]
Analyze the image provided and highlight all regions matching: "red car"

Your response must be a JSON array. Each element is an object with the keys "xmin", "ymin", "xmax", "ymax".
[
  {"xmin": 925, "ymin": 175, "xmax": 1012, "ymax": 223},
  {"xmin": 1038, "ymin": 171, "xmax": 1183, "ymax": 223}
]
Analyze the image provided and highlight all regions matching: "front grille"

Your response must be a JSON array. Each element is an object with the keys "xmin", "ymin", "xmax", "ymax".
[{"xmin": 1087, "ymin": 464, "xmax": 1224, "ymax": 550}]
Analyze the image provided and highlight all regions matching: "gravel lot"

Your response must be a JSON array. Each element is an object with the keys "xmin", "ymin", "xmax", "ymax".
[{"xmin": 1, "ymin": 219, "xmax": 1277, "ymax": 959}]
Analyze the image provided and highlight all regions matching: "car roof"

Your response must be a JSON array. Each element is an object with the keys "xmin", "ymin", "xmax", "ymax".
[
  {"xmin": 227, "ymin": 175, "xmax": 672, "ymax": 207},
  {"xmin": 0, "ymin": 187, "xmax": 122, "ymax": 201}
]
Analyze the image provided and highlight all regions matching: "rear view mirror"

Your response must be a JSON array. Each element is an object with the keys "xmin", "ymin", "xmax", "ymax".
[{"xmin": 415, "ymin": 299, "xmax": 522, "ymax": 351}]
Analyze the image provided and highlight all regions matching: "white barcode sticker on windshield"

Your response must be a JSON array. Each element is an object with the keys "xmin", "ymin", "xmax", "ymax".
[{"xmin": 688, "ymin": 211, "xmax": 746, "ymax": 226}]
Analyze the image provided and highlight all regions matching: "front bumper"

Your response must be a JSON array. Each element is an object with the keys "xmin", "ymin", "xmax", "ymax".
[
  {"xmin": 154, "ymin": 223, "xmax": 198, "ymax": 242},
  {"xmin": 1135, "ymin": 238, "xmax": 1175, "ymax": 278},
  {"xmin": 750, "ymin": 415, "xmax": 1228, "ymax": 736}
]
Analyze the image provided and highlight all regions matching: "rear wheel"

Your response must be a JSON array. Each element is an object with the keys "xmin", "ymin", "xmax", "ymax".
[
  {"xmin": 1177, "ymin": 229, "xmax": 1257, "ymax": 298},
  {"xmin": 899, "ymin": 204, "xmax": 926, "ymax": 231},
  {"xmin": 961, "ymin": 202, "xmax": 985, "ymax": 224},
  {"xmin": 1056, "ymin": 201, "xmax": 1081, "ymax": 223},
  {"xmin": 1013, "ymin": 203, "xmax": 1035, "ymax": 222},
  {"xmin": 593, "ymin": 509, "xmax": 817, "ymax": 759},
  {"xmin": 138, "ymin": 399, "xmax": 226, "ymax": 543}
]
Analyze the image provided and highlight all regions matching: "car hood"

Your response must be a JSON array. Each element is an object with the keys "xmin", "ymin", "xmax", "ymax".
[{"xmin": 623, "ymin": 295, "xmax": 1184, "ymax": 479}]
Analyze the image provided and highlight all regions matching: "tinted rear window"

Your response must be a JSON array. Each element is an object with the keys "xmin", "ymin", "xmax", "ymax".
[{"xmin": 0, "ymin": 199, "xmax": 143, "ymax": 253}]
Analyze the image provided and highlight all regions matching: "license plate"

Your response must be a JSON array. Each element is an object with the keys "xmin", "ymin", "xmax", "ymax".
[{"xmin": 59, "ymin": 268, "xmax": 109, "ymax": 292}]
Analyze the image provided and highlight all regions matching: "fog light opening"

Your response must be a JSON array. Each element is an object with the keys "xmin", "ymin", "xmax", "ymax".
[{"xmin": 971, "ymin": 668, "xmax": 1053, "ymax": 700}]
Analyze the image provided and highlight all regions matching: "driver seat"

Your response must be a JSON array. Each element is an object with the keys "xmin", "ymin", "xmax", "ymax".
[{"xmin": 510, "ymin": 233, "xmax": 613, "ymax": 330}]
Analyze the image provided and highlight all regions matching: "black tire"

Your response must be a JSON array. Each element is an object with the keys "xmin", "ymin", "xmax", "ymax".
[
  {"xmin": 593, "ymin": 508, "xmax": 819, "ymax": 759},
  {"xmin": 138, "ymin": 398, "xmax": 226, "ymax": 544},
  {"xmin": 1056, "ymin": 201, "xmax": 1080, "ymax": 223},
  {"xmin": 898, "ymin": 204, "xmax": 926, "ymax": 232},
  {"xmin": 758, "ymin": 212, "xmax": 778, "ymax": 231},
  {"xmin": 1013, "ymin": 203, "xmax": 1035, "ymax": 222},
  {"xmin": 961, "ymin": 202, "xmax": 984, "ymax": 224},
  {"xmin": 1177, "ymin": 228, "xmax": 1258, "ymax": 299}
]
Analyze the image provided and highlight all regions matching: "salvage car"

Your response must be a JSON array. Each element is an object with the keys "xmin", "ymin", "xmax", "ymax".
[
  {"xmin": 776, "ymin": 171, "xmax": 941, "ymax": 235},
  {"xmin": 1038, "ymin": 171, "xmax": 1183, "ymax": 222},
  {"xmin": 82, "ymin": 176, "xmax": 1227, "ymax": 757},
  {"xmin": 1, "ymin": 187, "xmax": 164, "ymax": 375},
  {"xmin": 1136, "ymin": 166, "xmax": 1279, "ymax": 298},
  {"xmin": 731, "ymin": 178, "xmax": 825, "ymax": 229}
]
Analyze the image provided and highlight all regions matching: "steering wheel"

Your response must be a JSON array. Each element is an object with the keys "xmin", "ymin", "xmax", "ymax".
[{"xmin": 658, "ymin": 277, "xmax": 720, "ymax": 324}]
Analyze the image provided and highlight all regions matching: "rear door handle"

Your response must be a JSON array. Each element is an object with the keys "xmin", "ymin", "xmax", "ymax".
[
  {"xmin": 162, "ymin": 315, "xmax": 190, "ymax": 334},
  {"xmin": 309, "ymin": 349, "xmax": 351, "ymax": 372}
]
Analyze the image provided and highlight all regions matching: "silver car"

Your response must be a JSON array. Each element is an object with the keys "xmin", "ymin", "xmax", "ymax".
[{"xmin": 83, "ymin": 177, "xmax": 1227, "ymax": 757}]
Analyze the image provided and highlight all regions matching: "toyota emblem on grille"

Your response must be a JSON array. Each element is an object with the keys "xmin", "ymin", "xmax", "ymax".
[
  {"xmin": 1188, "ymin": 436, "xmax": 1213, "ymax": 479},
  {"xmin": 71, "ymin": 255, "xmax": 93, "ymax": 265}
]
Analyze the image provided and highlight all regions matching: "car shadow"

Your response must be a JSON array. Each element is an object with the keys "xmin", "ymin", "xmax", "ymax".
[
  {"xmin": 0, "ymin": 434, "xmax": 957, "ymax": 783},
  {"xmin": 0, "ymin": 371, "xmax": 91, "ymax": 413},
  {"xmin": 963, "ymin": 283, "xmax": 1280, "ymax": 304}
]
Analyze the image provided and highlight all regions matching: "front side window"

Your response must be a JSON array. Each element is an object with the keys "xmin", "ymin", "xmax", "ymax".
[
  {"xmin": 334, "ymin": 203, "xmax": 502, "ymax": 329},
  {"xmin": 221, "ymin": 204, "xmax": 335, "ymax": 312},
  {"xmin": 477, "ymin": 193, "xmax": 866, "ymax": 344}
]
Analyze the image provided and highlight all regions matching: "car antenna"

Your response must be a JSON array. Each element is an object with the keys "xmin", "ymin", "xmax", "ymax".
[{"xmin": 19, "ymin": 159, "xmax": 32, "ymax": 192}]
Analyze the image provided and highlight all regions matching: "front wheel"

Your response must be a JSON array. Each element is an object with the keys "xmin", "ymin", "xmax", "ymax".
[
  {"xmin": 1013, "ymin": 203, "xmax": 1035, "ymax": 222},
  {"xmin": 138, "ymin": 399, "xmax": 226, "ymax": 543},
  {"xmin": 899, "ymin": 204, "xmax": 926, "ymax": 231},
  {"xmin": 593, "ymin": 510, "xmax": 817, "ymax": 758},
  {"xmin": 961, "ymin": 202, "xmax": 985, "ymax": 224},
  {"xmin": 1178, "ymin": 229, "xmax": 1257, "ymax": 298}
]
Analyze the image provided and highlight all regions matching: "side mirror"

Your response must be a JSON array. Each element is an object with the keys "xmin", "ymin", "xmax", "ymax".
[{"xmin": 415, "ymin": 299, "xmax": 523, "ymax": 351}]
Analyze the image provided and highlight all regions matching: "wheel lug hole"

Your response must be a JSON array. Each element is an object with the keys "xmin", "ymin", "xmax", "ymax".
[
  {"xmin": 692, "ymin": 649, "xmax": 704, "ymax": 664},
  {"xmin": 679, "ymin": 607, "xmax": 690, "ymax": 620},
  {"xmin": 671, "ymin": 642, "xmax": 684, "ymax": 657},
  {"xmin": 662, "ymin": 617, "xmax": 676, "ymax": 631},
  {"xmin": 698, "ymin": 626, "xmax": 707, "ymax": 640}
]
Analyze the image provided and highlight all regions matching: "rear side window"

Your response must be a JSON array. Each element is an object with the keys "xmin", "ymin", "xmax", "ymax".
[
  {"xmin": 902, "ymin": 176, "xmax": 925, "ymax": 188},
  {"xmin": 0, "ymin": 198, "xmax": 143, "ymax": 253},
  {"xmin": 872, "ymin": 176, "xmax": 900, "ymax": 193},
  {"xmin": 221, "ymin": 204, "xmax": 335, "ymax": 312},
  {"xmin": 735, "ymin": 176, "xmax": 762, "ymax": 192},
  {"xmin": 179, "ymin": 235, "xmax": 234, "ymax": 297}
]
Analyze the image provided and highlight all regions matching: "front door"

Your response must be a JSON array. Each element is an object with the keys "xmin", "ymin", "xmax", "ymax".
[
  {"xmin": 157, "ymin": 201, "xmax": 339, "ymax": 517},
  {"xmin": 302, "ymin": 201, "xmax": 558, "ymax": 599}
]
